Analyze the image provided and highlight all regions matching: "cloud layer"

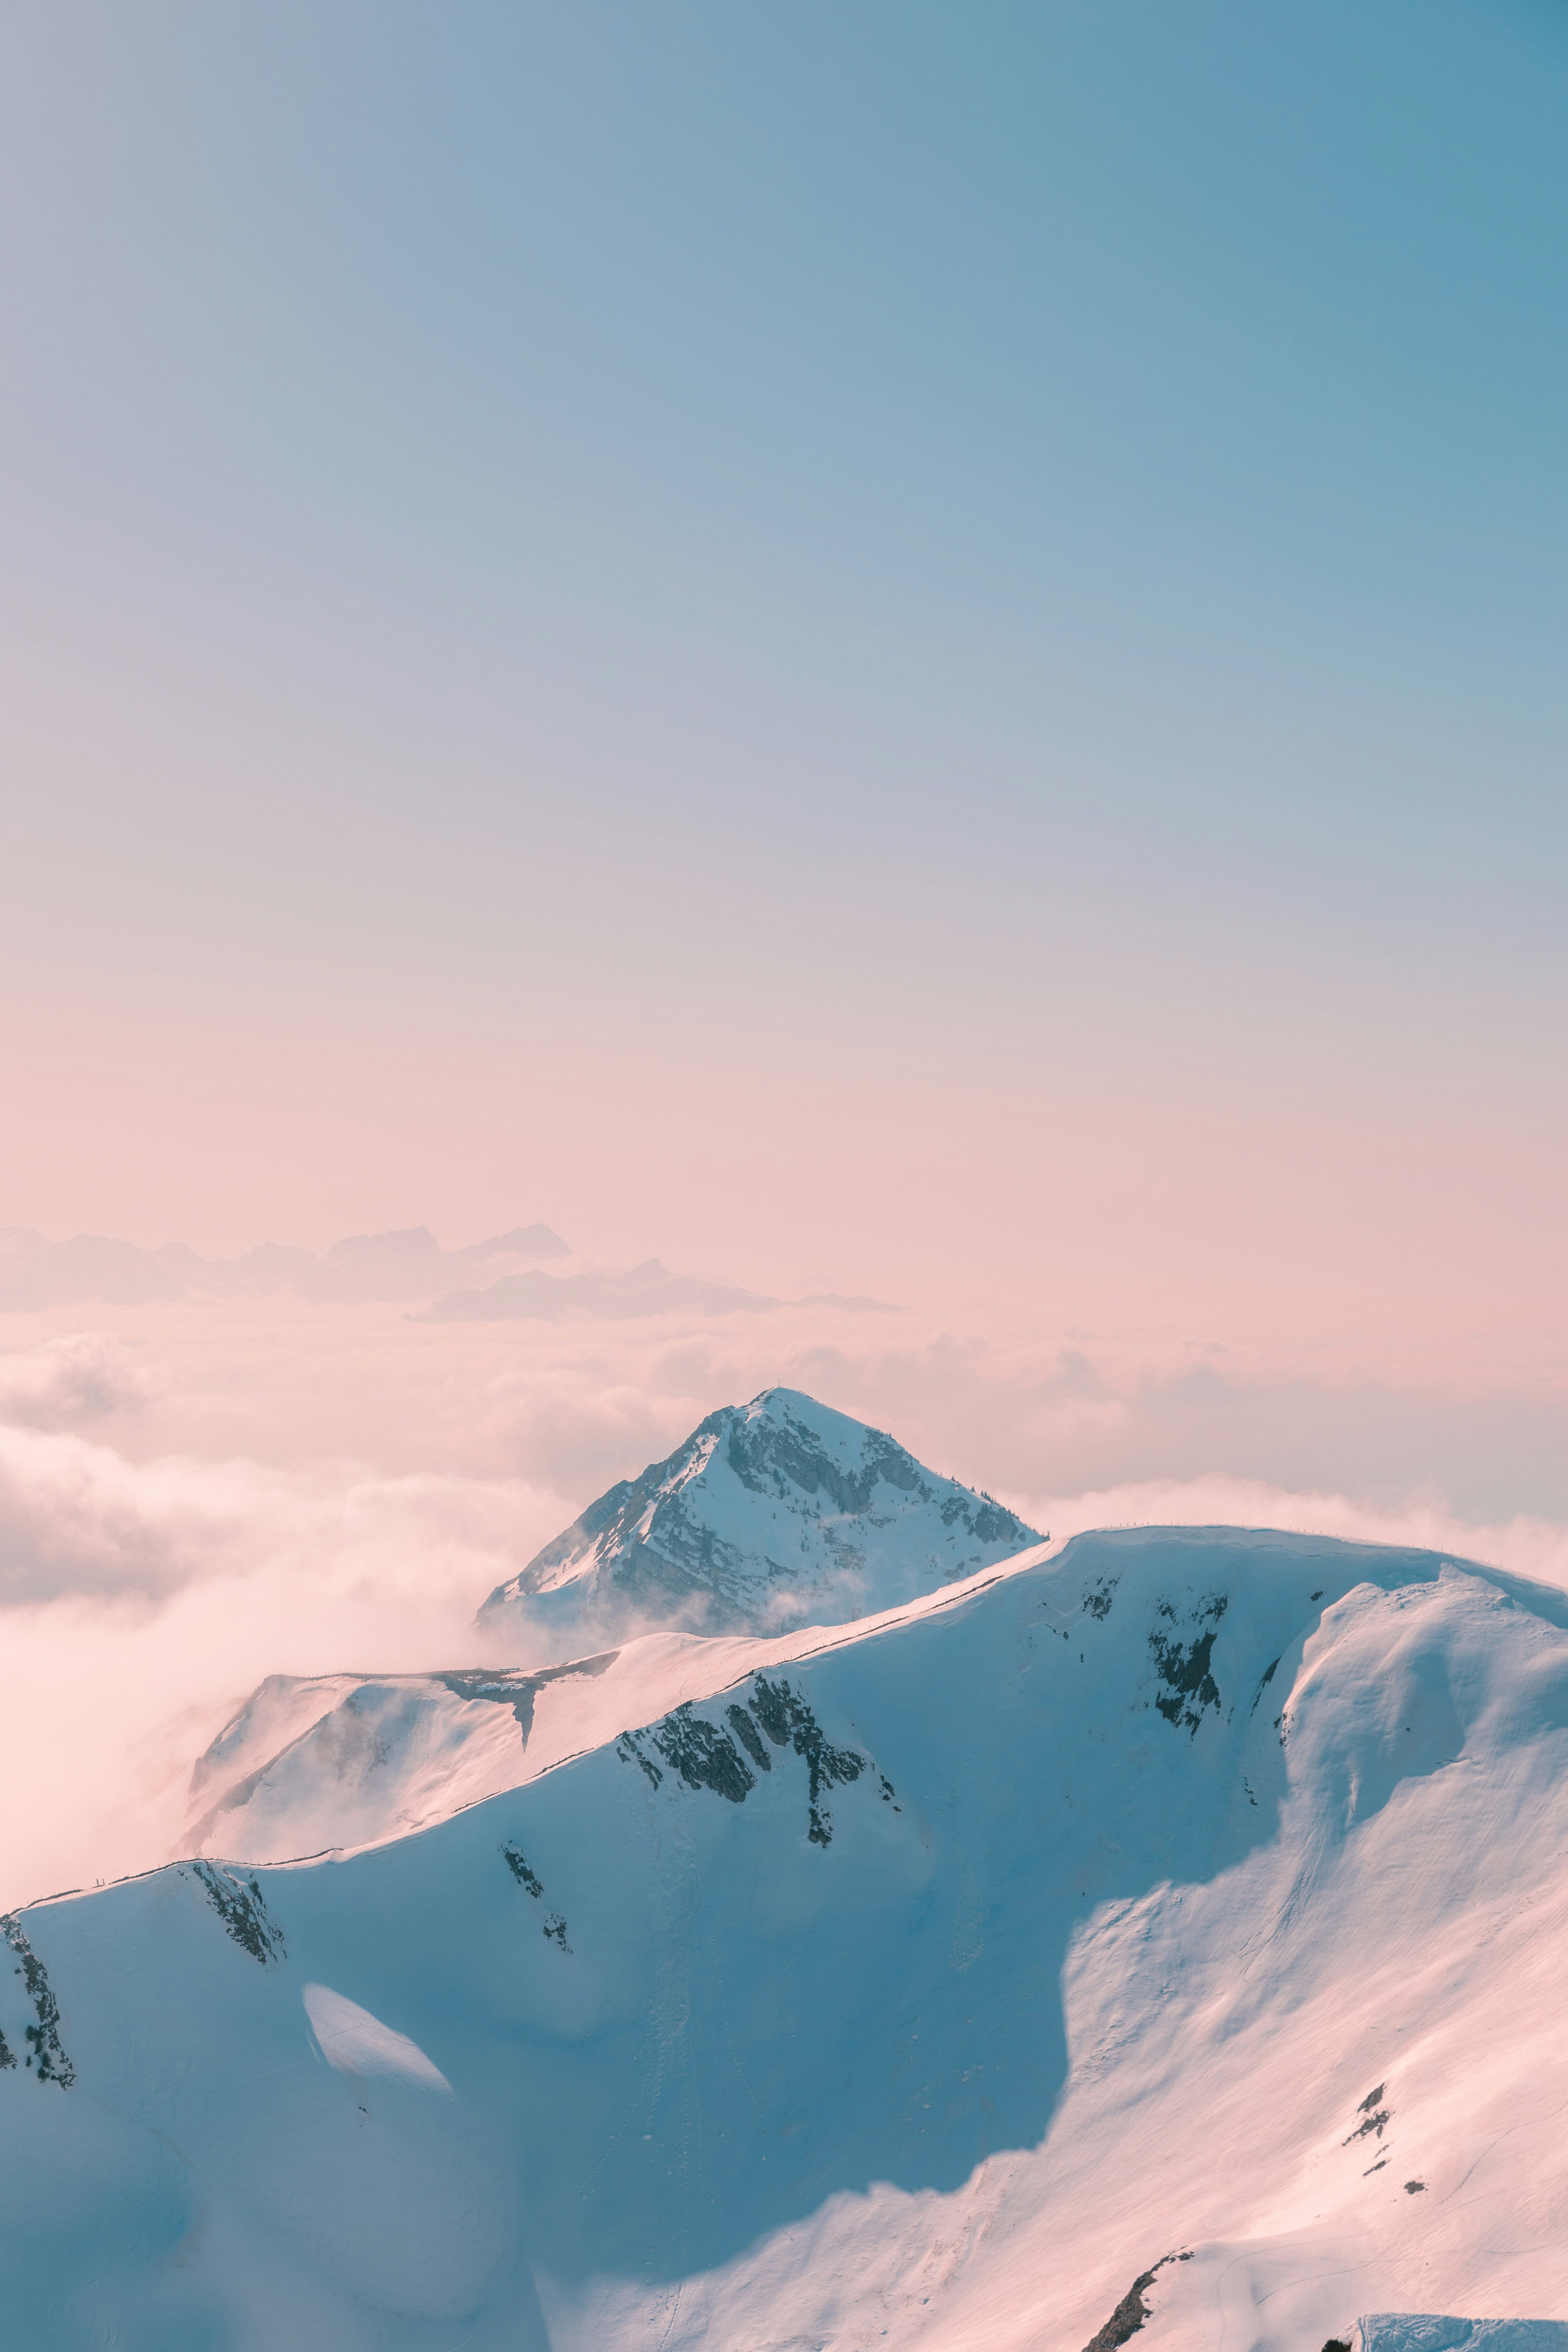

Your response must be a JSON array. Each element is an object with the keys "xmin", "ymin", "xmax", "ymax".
[
  {"xmin": 0, "ymin": 1329, "xmax": 143, "ymax": 1431},
  {"xmin": 0, "ymin": 1283, "xmax": 1566, "ymax": 1914}
]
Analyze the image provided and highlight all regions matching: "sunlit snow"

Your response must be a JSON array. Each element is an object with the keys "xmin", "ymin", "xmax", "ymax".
[{"xmin": 4, "ymin": 1475, "xmax": 1568, "ymax": 2346}]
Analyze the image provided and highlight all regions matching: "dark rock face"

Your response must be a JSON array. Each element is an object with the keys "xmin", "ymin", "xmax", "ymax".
[
  {"xmin": 616, "ymin": 1674, "xmax": 870, "ymax": 1847},
  {"xmin": 1149, "ymin": 1595, "xmax": 1228, "ymax": 1735},
  {"xmin": 434, "ymin": 1652, "xmax": 620, "ymax": 1743},
  {"xmin": 1, "ymin": 1913, "xmax": 75, "ymax": 2086},
  {"xmin": 501, "ymin": 1843, "xmax": 571, "ymax": 1953},
  {"xmin": 1344, "ymin": 2083, "xmax": 1391, "ymax": 2144},
  {"xmin": 645, "ymin": 1705, "xmax": 759, "ymax": 1805},
  {"xmin": 188, "ymin": 1863, "xmax": 286, "ymax": 1965},
  {"xmin": 502, "ymin": 1843, "xmax": 544, "ymax": 1898},
  {"xmin": 749, "ymin": 1676, "xmax": 866, "ymax": 1846},
  {"xmin": 726, "ymin": 1410, "xmax": 918, "ymax": 1517},
  {"xmin": 1082, "ymin": 2252, "xmax": 1191, "ymax": 2351},
  {"xmin": 725, "ymin": 1704, "xmax": 772, "ymax": 1773}
]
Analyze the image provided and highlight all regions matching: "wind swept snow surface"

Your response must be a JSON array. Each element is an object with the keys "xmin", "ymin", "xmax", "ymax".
[
  {"xmin": 7, "ymin": 1528, "xmax": 1568, "ymax": 2348},
  {"xmin": 302, "ymin": 1981, "xmax": 454, "ymax": 2094},
  {"xmin": 477, "ymin": 1384, "xmax": 1041, "ymax": 1650},
  {"xmin": 1357, "ymin": 2325, "xmax": 1568, "ymax": 2352},
  {"xmin": 181, "ymin": 1651, "xmax": 628, "ymax": 1863},
  {"xmin": 178, "ymin": 1625, "xmax": 911, "ymax": 1867}
]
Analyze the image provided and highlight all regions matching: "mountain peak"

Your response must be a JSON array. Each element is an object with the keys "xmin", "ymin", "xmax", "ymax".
[{"xmin": 477, "ymin": 1386, "xmax": 1041, "ymax": 1646}]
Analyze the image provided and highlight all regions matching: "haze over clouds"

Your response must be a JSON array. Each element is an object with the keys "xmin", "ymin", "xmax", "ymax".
[{"xmin": 1, "ymin": 1233, "xmax": 1565, "ymax": 1910}]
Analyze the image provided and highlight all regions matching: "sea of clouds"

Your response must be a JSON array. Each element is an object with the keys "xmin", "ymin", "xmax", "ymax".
[{"xmin": 1, "ymin": 1242, "xmax": 1565, "ymax": 1909}]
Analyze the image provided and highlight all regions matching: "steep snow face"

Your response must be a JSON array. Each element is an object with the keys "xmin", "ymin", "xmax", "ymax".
[
  {"xmin": 1357, "ymin": 2325, "xmax": 1568, "ymax": 2352},
  {"xmin": 10, "ymin": 1527, "xmax": 1568, "ymax": 2351},
  {"xmin": 182, "ymin": 1656, "xmax": 622, "ymax": 1863},
  {"xmin": 478, "ymin": 1384, "xmax": 1040, "ymax": 1648},
  {"xmin": 182, "ymin": 1633, "xmax": 840, "ymax": 1865}
]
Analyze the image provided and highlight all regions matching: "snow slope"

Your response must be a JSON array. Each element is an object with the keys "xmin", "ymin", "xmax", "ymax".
[
  {"xmin": 181, "ymin": 1630, "xmax": 881, "ymax": 1867},
  {"xmin": 182, "ymin": 1654, "xmax": 626, "ymax": 1863},
  {"xmin": 7, "ymin": 1526, "xmax": 1568, "ymax": 2350},
  {"xmin": 1358, "ymin": 2325, "xmax": 1568, "ymax": 2352},
  {"xmin": 477, "ymin": 1384, "xmax": 1041, "ymax": 1648}
]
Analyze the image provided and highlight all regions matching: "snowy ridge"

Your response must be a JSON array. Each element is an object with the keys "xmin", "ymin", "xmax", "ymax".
[
  {"xmin": 182, "ymin": 1654, "xmax": 622, "ymax": 1863},
  {"xmin": 478, "ymin": 1383, "xmax": 1040, "ymax": 1647},
  {"xmin": 1357, "ymin": 2324, "xmax": 1568, "ymax": 2352},
  {"xmin": 9, "ymin": 1526, "xmax": 1568, "ymax": 2344},
  {"xmin": 179, "ymin": 1549, "xmax": 1044, "ymax": 1869}
]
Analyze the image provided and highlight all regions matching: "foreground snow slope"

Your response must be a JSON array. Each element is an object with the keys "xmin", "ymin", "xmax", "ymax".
[
  {"xmin": 1357, "ymin": 2324, "xmax": 1568, "ymax": 2352},
  {"xmin": 477, "ymin": 1384, "xmax": 1040, "ymax": 1646},
  {"xmin": 7, "ymin": 1526, "xmax": 1568, "ymax": 2351}
]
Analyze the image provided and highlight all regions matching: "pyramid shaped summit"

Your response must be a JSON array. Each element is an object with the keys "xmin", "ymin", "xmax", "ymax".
[{"xmin": 478, "ymin": 1386, "xmax": 1043, "ymax": 1646}]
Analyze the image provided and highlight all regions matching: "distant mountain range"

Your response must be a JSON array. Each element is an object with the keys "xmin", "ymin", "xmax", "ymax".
[
  {"xmin": 417, "ymin": 1258, "xmax": 894, "ymax": 1322},
  {"xmin": 0, "ymin": 1223, "xmax": 568, "ymax": 1308},
  {"xmin": 0, "ymin": 1230, "xmax": 893, "ymax": 1319}
]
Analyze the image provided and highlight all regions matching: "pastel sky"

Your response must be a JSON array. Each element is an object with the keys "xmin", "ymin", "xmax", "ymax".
[{"xmin": 2, "ymin": 2, "xmax": 1565, "ymax": 1370}]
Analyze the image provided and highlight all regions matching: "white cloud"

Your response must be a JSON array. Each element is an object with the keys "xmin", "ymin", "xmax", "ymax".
[
  {"xmin": 0, "ymin": 1330, "xmax": 143, "ymax": 1430},
  {"xmin": 1012, "ymin": 1470, "xmax": 1568, "ymax": 1603},
  {"xmin": 0, "ymin": 1435, "xmax": 580, "ymax": 1906},
  {"xmin": 0, "ymin": 1419, "xmax": 571, "ymax": 1609}
]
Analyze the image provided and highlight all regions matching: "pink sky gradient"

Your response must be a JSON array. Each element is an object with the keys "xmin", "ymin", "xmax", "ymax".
[
  {"xmin": 3, "ymin": 993, "xmax": 1561, "ymax": 1397},
  {"xmin": 4, "ymin": 589, "xmax": 1563, "ymax": 1406}
]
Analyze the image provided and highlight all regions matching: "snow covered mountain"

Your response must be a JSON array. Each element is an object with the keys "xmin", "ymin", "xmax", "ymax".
[
  {"xmin": 180, "ymin": 1633, "xmax": 834, "ymax": 1866},
  {"xmin": 9, "ymin": 1525, "xmax": 1568, "ymax": 2348},
  {"xmin": 181, "ymin": 1654, "xmax": 626, "ymax": 1864},
  {"xmin": 478, "ymin": 1384, "xmax": 1042, "ymax": 1648},
  {"xmin": 175, "ymin": 1389, "xmax": 1040, "ymax": 1865}
]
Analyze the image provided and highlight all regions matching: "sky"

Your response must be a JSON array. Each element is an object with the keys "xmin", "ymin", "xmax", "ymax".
[
  {"xmin": 0, "ymin": 4, "xmax": 1566, "ymax": 1898},
  {"xmin": 1, "ymin": 0, "xmax": 1564, "ymax": 1334}
]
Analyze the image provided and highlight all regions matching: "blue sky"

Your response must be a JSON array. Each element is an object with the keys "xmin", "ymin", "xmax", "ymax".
[{"xmin": 0, "ymin": 2, "xmax": 1563, "ymax": 1347}]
